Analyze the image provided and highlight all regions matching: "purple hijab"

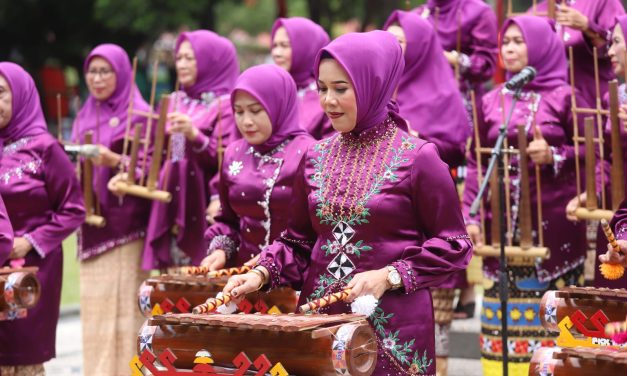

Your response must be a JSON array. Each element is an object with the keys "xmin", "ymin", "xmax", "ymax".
[
  {"xmin": 231, "ymin": 64, "xmax": 307, "ymax": 154},
  {"xmin": 72, "ymin": 44, "xmax": 150, "ymax": 204},
  {"xmin": 271, "ymin": 17, "xmax": 330, "ymax": 88},
  {"xmin": 615, "ymin": 14, "xmax": 627, "ymax": 37},
  {"xmin": 0, "ymin": 62, "xmax": 48, "ymax": 146},
  {"xmin": 314, "ymin": 30, "xmax": 406, "ymax": 133},
  {"xmin": 175, "ymin": 30, "xmax": 239, "ymax": 99},
  {"xmin": 427, "ymin": 0, "xmax": 464, "ymax": 32},
  {"xmin": 501, "ymin": 16, "xmax": 569, "ymax": 91},
  {"xmin": 384, "ymin": 10, "xmax": 468, "ymax": 160}
]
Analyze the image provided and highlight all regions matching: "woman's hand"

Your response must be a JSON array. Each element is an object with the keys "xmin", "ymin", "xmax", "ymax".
[
  {"xmin": 222, "ymin": 269, "xmax": 266, "ymax": 299},
  {"xmin": 443, "ymin": 50, "xmax": 458, "ymax": 66},
  {"xmin": 200, "ymin": 250, "xmax": 226, "ymax": 271},
  {"xmin": 345, "ymin": 268, "xmax": 390, "ymax": 302},
  {"xmin": 527, "ymin": 126, "xmax": 553, "ymax": 165},
  {"xmin": 168, "ymin": 112, "xmax": 198, "ymax": 141},
  {"xmin": 107, "ymin": 173, "xmax": 129, "ymax": 197},
  {"xmin": 206, "ymin": 199, "xmax": 221, "ymax": 224},
  {"xmin": 556, "ymin": 5, "xmax": 589, "ymax": 31},
  {"xmin": 10, "ymin": 237, "xmax": 33, "ymax": 259},
  {"xmin": 91, "ymin": 145, "xmax": 121, "ymax": 168},
  {"xmin": 599, "ymin": 240, "xmax": 627, "ymax": 267},
  {"xmin": 466, "ymin": 224, "xmax": 484, "ymax": 248},
  {"xmin": 565, "ymin": 192, "xmax": 587, "ymax": 222}
]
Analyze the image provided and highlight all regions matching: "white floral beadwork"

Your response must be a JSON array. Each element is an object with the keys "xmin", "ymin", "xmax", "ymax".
[
  {"xmin": 0, "ymin": 158, "xmax": 42, "ymax": 184},
  {"xmin": 247, "ymin": 139, "xmax": 290, "ymax": 248},
  {"xmin": 228, "ymin": 161, "xmax": 244, "ymax": 176},
  {"xmin": 3, "ymin": 137, "xmax": 30, "ymax": 155}
]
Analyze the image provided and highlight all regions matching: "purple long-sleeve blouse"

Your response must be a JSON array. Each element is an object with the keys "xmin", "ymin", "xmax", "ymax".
[
  {"xmin": 0, "ymin": 194, "xmax": 12, "ymax": 265},
  {"xmin": 205, "ymin": 134, "xmax": 314, "ymax": 266},
  {"xmin": 533, "ymin": 0, "xmax": 625, "ymax": 106},
  {"xmin": 258, "ymin": 119, "xmax": 472, "ymax": 375},
  {"xmin": 143, "ymin": 92, "xmax": 238, "ymax": 270},
  {"xmin": 0, "ymin": 133, "xmax": 85, "ymax": 364},
  {"xmin": 463, "ymin": 84, "xmax": 588, "ymax": 282},
  {"xmin": 415, "ymin": 0, "xmax": 498, "ymax": 102}
]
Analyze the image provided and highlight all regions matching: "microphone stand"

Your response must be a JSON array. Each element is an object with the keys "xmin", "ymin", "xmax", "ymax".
[{"xmin": 469, "ymin": 86, "xmax": 522, "ymax": 376}]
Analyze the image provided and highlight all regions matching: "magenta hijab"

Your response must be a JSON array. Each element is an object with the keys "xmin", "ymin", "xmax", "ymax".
[
  {"xmin": 175, "ymin": 30, "xmax": 239, "ymax": 99},
  {"xmin": 501, "ymin": 16, "xmax": 568, "ymax": 91},
  {"xmin": 73, "ymin": 44, "xmax": 149, "ymax": 146},
  {"xmin": 271, "ymin": 17, "xmax": 330, "ymax": 88},
  {"xmin": 72, "ymin": 44, "xmax": 150, "ymax": 205},
  {"xmin": 0, "ymin": 62, "xmax": 48, "ymax": 146},
  {"xmin": 231, "ymin": 64, "xmax": 307, "ymax": 154},
  {"xmin": 384, "ymin": 11, "xmax": 468, "ymax": 145},
  {"xmin": 425, "ymin": 0, "xmax": 464, "ymax": 41},
  {"xmin": 314, "ymin": 30, "xmax": 406, "ymax": 133},
  {"xmin": 615, "ymin": 14, "xmax": 627, "ymax": 42}
]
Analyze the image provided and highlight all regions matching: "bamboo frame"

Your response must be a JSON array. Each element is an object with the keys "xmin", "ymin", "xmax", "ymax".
[
  {"xmin": 569, "ymin": 46, "xmax": 622, "ymax": 220},
  {"xmin": 471, "ymin": 91, "xmax": 549, "ymax": 263},
  {"xmin": 112, "ymin": 58, "xmax": 172, "ymax": 203},
  {"xmin": 82, "ymin": 132, "xmax": 106, "ymax": 228}
]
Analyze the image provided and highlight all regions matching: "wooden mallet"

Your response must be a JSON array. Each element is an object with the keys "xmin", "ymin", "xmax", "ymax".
[
  {"xmin": 299, "ymin": 288, "xmax": 352, "ymax": 313},
  {"xmin": 192, "ymin": 293, "xmax": 235, "ymax": 314}
]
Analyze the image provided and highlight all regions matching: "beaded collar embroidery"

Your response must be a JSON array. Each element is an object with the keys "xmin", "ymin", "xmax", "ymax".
[{"xmin": 313, "ymin": 116, "xmax": 399, "ymax": 225}]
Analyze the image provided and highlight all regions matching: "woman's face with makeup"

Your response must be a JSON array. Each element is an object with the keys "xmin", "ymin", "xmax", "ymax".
[{"xmin": 317, "ymin": 58, "xmax": 358, "ymax": 133}]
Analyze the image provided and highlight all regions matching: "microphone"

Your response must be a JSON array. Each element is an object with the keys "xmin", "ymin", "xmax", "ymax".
[
  {"xmin": 504, "ymin": 66, "xmax": 537, "ymax": 91},
  {"xmin": 64, "ymin": 144, "xmax": 100, "ymax": 161}
]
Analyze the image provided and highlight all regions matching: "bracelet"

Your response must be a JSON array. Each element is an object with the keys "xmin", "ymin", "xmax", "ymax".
[{"xmin": 248, "ymin": 268, "xmax": 267, "ymax": 291}]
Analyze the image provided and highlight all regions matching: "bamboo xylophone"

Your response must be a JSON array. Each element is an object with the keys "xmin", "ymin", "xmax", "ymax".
[
  {"xmin": 540, "ymin": 286, "xmax": 627, "ymax": 348},
  {"xmin": 529, "ymin": 346, "xmax": 627, "ymax": 376},
  {"xmin": 133, "ymin": 313, "xmax": 377, "ymax": 376}
]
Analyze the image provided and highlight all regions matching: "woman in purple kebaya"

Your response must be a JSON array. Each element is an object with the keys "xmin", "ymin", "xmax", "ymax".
[
  {"xmin": 463, "ymin": 16, "xmax": 588, "ymax": 375},
  {"xmin": 202, "ymin": 64, "xmax": 314, "ymax": 270},
  {"xmin": 271, "ymin": 17, "xmax": 333, "ymax": 140},
  {"xmin": 0, "ymin": 62, "xmax": 85, "ymax": 375},
  {"xmin": 532, "ymin": 0, "xmax": 624, "ymax": 106},
  {"xmin": 384, "ymin": 11, "xmax": 472, "ymax": 373},
  {"xmin": 223, "ymin": 31, "xmax": 472, "ymax": 376},
  {"xmin": 73, "ymin": 44, "xmax": 153, "ymax": 376},
  {"xmin": 414, "ymin": 0, "xmax": 499, "ymax": 321},
  {"xmin": 0, "ymin": 195, "xmax": 12, "ymax": 265},
  {"xmin": 143, "ymin": 30, "xmax": 239, "ymax": 271},
  {"xmin": 384, "ymin": 10, "xmax": 469, "ymax": 170},
  {"xmin": 566, "ymin": 15, "xmax": 627, "ymax": 289}
]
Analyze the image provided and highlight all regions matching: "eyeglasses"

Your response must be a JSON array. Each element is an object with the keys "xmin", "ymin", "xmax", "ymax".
[{"xmin": 86, "ymin": 69, "xmax": 113, "ymax": 79}]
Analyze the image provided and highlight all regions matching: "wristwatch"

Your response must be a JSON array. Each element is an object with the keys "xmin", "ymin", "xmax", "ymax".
[{"xmin": 386, "ymin": 265, "xmax": 402, "ymax": 290}]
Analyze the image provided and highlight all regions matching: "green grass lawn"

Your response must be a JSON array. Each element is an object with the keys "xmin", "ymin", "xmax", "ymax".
[{"xmin": 61, "ymin": 233, "xmax": 80, "ymax": 307}]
